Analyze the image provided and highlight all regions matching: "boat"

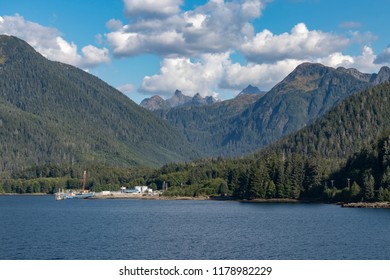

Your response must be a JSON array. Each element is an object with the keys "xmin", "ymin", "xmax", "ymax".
[
  {"xmin": 73, "ymin": 170, "xmax": 95, "ymax": 199},
  {"xmin": 54, "ymin": 170, "xmax": 95, "ymax": 200},
  {"xmin": 55, "ymin": 189, "xmax": 75, "ymax": 200},
  {"xmin": 73, "ymin": 192, "xmax": 95, "ymax": 199}
]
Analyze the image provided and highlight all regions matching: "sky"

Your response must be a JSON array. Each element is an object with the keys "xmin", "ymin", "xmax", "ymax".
[{"xmin": 1, "ymin": 0, "xmax": 390, "ymax": 103}]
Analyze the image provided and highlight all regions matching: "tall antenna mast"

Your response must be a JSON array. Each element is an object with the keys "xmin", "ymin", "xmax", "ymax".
[{"xmin": 82, "ymin": 170, "xmax": 87, "ymax": 191}]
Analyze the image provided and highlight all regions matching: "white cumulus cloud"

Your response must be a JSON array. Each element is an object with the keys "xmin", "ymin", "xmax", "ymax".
[
  {"xmin": 317, "ymin": 46, "xmax": 379, "ymax": 73},
  {"xmin": 124, "ymin": 0, "xmax": 183, "ymax": 18},
  {"xmin": 241, "ymin": 23, "xmax": 350, "ymax": 63},
  {"xmin": 224, "ymin": 46, "xmax": 381, "ymax": 92},
  {"xmin": 139, "ymin": 53, "xmax": 230, "ymax": 97},
  {"xmin": 107, "ymin": 0, "xmax": 267, "ymax": 57},
  {"xmin": 137, "ymin": 45, "xmax": 387, "ymax": 98},
  {"xmin": 81, "ymin": 45, "xmax": 110, "ymax": 68},
  {"xmin": 0, "ymin": 14, "xmax": 110, "ymax": 69},
  {"xmin": 220, "ymin": 59, "xmax": 305, "ymax": 90},
  {"xmin": 138, "ymin": 51, "xmax": 304, "ymax": 96}
]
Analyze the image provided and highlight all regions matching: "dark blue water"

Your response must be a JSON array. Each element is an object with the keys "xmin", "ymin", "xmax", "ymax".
[{"xmin": 1, "ymin": 196, "xmax": 390, "ymax": 260}]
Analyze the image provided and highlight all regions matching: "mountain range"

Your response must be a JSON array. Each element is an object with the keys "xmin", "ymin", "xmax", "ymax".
[
  {"xmin": 0, "ymin": 35, "xmax": 198, "ymax": 174},
  {"xmin": 140, "ymin": 90, "xmax": 219, "ymax": 111},
  {"xmin": 154, "ymin": 63, "xmax": 390, "ymax": 157},
  {"xmin": 2, "ymin": 34, "xmax": 390, "ymax": 179}
]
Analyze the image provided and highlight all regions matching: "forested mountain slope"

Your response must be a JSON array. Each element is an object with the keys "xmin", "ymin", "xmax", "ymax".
[
  {"xmin": 266, "ymin": 82, "xmax": 390, "ymax": 165},
  {"xmin": 6, "ymin": 78, "xmax": 390, "ymax": 203},
  {"xmin": 147, "ymin": 82, "xmax": 390, "ymax": 202},
  {"xmin": 154, "ymin": 92, "xmax": 264, "ymax": 156},
  {"xmin": 0, "ymin": 35, "xmax": 198, "ymax": 174},
  {"xmin": 153, "ymin": 63, "xmax": 390, "ymax": 157},
  {"xmin": 226, "ymin": 63, "xmax": 390, "ymax": 155}
]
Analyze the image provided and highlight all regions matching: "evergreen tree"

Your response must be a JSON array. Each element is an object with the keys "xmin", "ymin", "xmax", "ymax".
[
  {"xmin": 218, "ymin": 181, "xmax": 228, "ymax": 196},
  {"xmin": 381, "ymin": 166, "xmax": 390, "ymax": 188},
  {"xmin": 266, "ymin": 181, "xmax": 276, "ymax": 198},
  {"xmin": 349, "ymin": 182, "xmax": 361, "ymax": 202},
  {"xmin": 303, "ymin": 157, "xmax": 321, "ymax": 195},
  {"xmin": 236, "ymin": 171, "xmax": 250, "ymax": 199},
  {"xmin": 248, "ymin": 165, "xmax": 266, "ymax": 199},
  {"xmin": 363, "ymin": 170, "xmax": 375, "ymax": 201},
  {"xmin": 377, "ymin": 187, "xmax": 385, "ymax": 202}
]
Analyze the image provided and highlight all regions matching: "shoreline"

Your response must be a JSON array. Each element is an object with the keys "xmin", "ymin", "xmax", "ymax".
[
  {"xmin": 91, "ymin": 193, "xmax": 210, "ymax": 200},
  {"xmin": 2, "ymin": 192, "xmax": 390, "ymax": 208},
  {"xmin": 0, "ymin": 193, "xmax": 48, "ymax": 196},
  {"xmin": 90, "ymin": 194, "xmax": 303, "ymax": 202},
  {"xmin": 238, "ymin": 198, "xmax": 302, "ymax": 203}
]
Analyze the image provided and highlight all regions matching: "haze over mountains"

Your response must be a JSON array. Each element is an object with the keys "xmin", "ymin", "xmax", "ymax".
[{"xmin": 2, "ymin": 35, "xmax": 390, "ymax": 177}]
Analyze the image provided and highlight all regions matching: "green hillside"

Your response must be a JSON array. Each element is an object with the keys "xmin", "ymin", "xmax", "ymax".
[
  {"xmin": 133, "ymin": 82, "xmax": 390, "ymax": 203},
  {"xmin": 5, "ymin": 64, "xmax": 390, "ymax": 202},
  {"xmin": 271, "ymin": 82, "xmax": 390, "ymax": 164},
  {"xmin": 154, "ymin": 94, "xmax": 263, "ymax": 156},
  {"xmin": 224, "ymin": 63, "xmax": 388, "ymax": 155},
  {"xmin": 0, "ymin": 35, "xmax": 198, "ymax": 175}
]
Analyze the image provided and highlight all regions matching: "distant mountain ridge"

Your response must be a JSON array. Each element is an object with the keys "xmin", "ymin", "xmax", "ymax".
[
  {"xmin": 140, "ymin": 90, "xmax": 219, "ymax": 110},
  {"xmin": 237, "ymin": 85, "xmax": 266, "ymax": 96},
  {"xmin": 0, "ymin": 35, "xmax": 198, "ymax": 174},
  {"xmin": 337, "ymin": 65, "xmax": 390, "ymax": 85}
]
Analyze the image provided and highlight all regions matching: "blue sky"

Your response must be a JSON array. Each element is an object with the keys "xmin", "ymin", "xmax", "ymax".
[{"xmin": 1, "ymin": 0, "xmax": 390, "ymax": 103}]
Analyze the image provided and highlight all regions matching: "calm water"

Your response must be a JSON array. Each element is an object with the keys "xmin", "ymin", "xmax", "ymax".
[{"xmin": 1, "ymin": 196, "xmax": 390, "ymax": 260}]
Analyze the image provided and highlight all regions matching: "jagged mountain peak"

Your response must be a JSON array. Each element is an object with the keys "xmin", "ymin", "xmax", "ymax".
[
  {"xmin": 173, "ymin": 89, "xmax": 186, "ymax": 98},
  {"xmin": 337, "ymin": 67, "xmax": 372, "ymax": 82},
  {"xmin": 373, "ymin": 66, "xmax": 390, "ymax": 85},
  {"xmin": 379, "ymin": 65, "xmax": 390, "ymax": 74},
  {"xmin": 139, "ymin": 95, "xmax": 169, "ymax": 111},
  {"xmin": 168, "ymin": 90, "xmax": 192, "ymax": 107},
  {"xmin": 140, "ymin": 90, "xmax": 219, "ymax": 110},
  {"xmin": 192, "ymin": 93, "xmax": 219, "ymax": 106},
  {"xmin": 193, "ymin": 92, "xmax": 202, "ymax": 99}
]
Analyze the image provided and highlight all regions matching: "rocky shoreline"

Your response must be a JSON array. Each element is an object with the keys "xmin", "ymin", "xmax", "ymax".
[{"xmin": 341, "ymin": 202, "xmax": 390, "ymax": 208}]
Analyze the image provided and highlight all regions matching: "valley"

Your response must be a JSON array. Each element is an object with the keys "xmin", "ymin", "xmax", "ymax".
[{"xmin": 2, "ymin": 35, "xmax": 390, "ymax": 204}]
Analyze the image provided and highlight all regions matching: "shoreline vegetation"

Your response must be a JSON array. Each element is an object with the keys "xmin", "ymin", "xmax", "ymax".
[
  {"xmin": 3, "ymin": 126, "xmax": 390, "ymax": 209},
  {"xmin": 2, "ymin": 192, "xmax": 390, "ymax": 208}
]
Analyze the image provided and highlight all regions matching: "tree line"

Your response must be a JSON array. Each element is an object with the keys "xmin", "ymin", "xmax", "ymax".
[{"xmin": 2, "ymin": 133, "xmax": 390, "ymax": 203}]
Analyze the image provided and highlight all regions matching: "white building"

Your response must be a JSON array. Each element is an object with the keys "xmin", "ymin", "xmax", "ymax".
[{"xmin": 124, "ymin": 186, "xmax": 152, "ymax": 194}]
